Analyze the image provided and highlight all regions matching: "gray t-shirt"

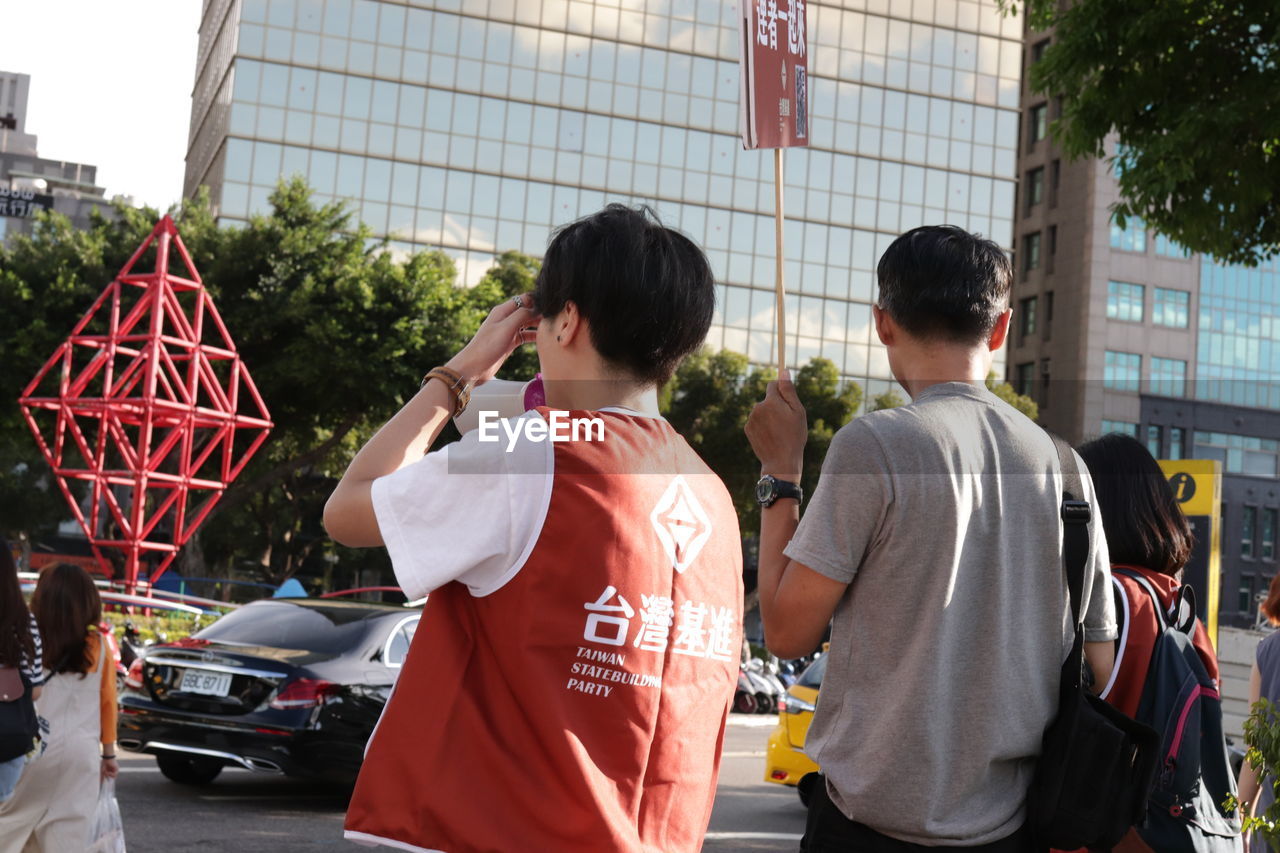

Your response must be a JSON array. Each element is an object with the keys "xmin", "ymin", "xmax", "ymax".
[{"xmin": 784, "ymin": 381, "xmax": 1116, "ymax": 846}]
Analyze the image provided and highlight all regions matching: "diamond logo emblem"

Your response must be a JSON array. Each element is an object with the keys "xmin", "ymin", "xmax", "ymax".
[{"xmin": 649, "ymin": 476, "xmax": 713, "ymax": 574}]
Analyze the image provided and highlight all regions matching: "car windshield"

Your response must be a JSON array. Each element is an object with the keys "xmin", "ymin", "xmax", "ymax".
[
  {"xmin": 796, "ymin": 654, "xmax": 827, "ymax": 689},
  {"xmin": 194, "ymin": 601, "xmax": 391, "ymax": 653}
]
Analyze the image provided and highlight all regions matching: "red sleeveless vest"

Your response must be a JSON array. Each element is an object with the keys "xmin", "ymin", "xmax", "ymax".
[{"xmin": 345, "ymin": 410, "xmax": 743, "ymax": 853}]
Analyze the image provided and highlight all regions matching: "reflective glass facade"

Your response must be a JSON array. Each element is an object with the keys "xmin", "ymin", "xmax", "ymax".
[
  {"xmin": 187, "ymin": 0, "xmax": 1021, "ymax": 399},
  {"xmin": 1197, "ymin": 257, "xmax": 1280, "ymax": 410}
]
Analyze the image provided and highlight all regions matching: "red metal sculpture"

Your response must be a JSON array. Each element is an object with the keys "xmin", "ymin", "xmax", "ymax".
[{"xmin": 19, "ymin": 216, "xmax": 272, "ymax": 591}]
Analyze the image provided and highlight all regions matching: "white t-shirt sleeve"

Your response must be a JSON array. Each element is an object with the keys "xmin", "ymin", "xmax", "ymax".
[{"xmin": 370, "ymin": 411, "xmax": 554, "ymax": 599}]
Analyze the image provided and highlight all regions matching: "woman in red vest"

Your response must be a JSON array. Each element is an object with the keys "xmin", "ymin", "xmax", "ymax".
[{"xmin": 325, "ymin": 204, "xmax": 743, "ymax": 853}]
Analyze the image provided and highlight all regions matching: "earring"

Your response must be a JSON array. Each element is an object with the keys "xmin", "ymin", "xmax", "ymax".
[{"xmin": 556, "ymin": 335, "xmax": 561, "ymax": 342}]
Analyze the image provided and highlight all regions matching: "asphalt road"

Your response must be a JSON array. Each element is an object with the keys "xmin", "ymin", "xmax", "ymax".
[{"xmin": 112, "ymin": 714, "xmax": 806, "ymax": 852}]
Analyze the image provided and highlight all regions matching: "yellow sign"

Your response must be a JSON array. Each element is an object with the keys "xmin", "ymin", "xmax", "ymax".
[{"xmin": 1158, "ymin": 459, "xmax": 1223, "ymax": 647}]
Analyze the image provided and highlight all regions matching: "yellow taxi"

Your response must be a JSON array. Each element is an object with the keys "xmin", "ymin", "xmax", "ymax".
[{"xmin": 764, "ymin": 653, "xmax": 825, "ymax": 804}]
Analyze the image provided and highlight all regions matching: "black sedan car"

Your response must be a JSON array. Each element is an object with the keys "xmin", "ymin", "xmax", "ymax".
[{"xmin": 118, "ymin": 597, "xmax": 419, "ymax": 786}]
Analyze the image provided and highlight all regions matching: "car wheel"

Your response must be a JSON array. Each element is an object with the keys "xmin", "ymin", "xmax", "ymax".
[
  {"xmin": 156, "ymin": 753, "xmax": 224, "ymax": 786},
  {"xmin": 733, "ymin": 690, "xmax": 758, "ymax": 714},
  {"xmin": 797, "ymin": 772, "xmax": 819, "ymax": 807}
]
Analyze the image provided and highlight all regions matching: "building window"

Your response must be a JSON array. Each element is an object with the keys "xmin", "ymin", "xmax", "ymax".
[
  {"xmin": 1244, "ymin": 506, "xmax": 1258, "ymax": 559},
  {"xmin": 1109, "ymin": 216, "xmax": 1147, "ymax": 253},
  {"xmin": 1031, "ymin": 39, "xmax": 1050, "ymax": 63},
  {"xmin": 1101, "ymin": 420, "xmax": 1138, "ymax": 437},
  {"xmin": 1025, "ymin": 167, "xmax": 1044, "ymax": 212},
  {"xmin": 1019, "ymin": 296, "xmax": 1037, "ymax": 343},
  {"xmin": 1149, "ymin": 357, "xmax": 1187, "ymax": 397},
  {"xmin": 1169, "ymin": 426, "xmax": 1185, "ymax": 460},
  {"xmin": 1104, "ymin": 351, "xmax": 1141, "ymax": 392},
  {"xmin": 1146, "ymin": 425, "xmax": 1162, "ymax": 458},
  {"xmin": 1023, "ymin": 232, "xmax": 1041, "ymax": 273},
  {"xmin": 1015, "ymin": 362, "xmax": 1035, "ymax": 397},
  {"xmin": 1154, "ymin": 233, "xmax": 1190, "ymax": 258},
  {"xmin": 1264, "ymin": 508, "xmax": 1277, "ymax": 562},
  {"xmin": 1192, "ymin": 432, "xmax": 1280, "ymax": 478},
  {"xmin": 1043, "ymin": 291, "xmax": 1054, "ymax": 341},
  {"xmin": 1029, "ymin": 104, "xmax": 1048, "ymax": 146},
  {"xmin": 1153, "ymin": 288, "xmax": 1190, "ymax": 328},
  {"xmin": 1040, "ymin": 358, "xmax": 1051, "ymax": 406},
  {"xmin": 1106, "ymin": 281, "xmax": 1144, "ymax": 323},
  {"xmin": 1049, "ymin": 159, "xmax": 1060, "ymax": 207},
  {"xmin": 1240, "ymin": 575, "xmax": 1256, "ymax": 612}
]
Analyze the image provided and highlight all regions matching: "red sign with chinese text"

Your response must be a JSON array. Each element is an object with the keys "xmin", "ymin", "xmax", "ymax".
[{"xmin": 739, "ymin": 0, "xmax": 809, "ymax": 150}]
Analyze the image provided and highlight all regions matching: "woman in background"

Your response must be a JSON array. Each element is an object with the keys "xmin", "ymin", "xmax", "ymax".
[
  {"xmin": 0, "ymin": 544, "xmax": 42, "ymax": 803},
  {"xmin": 1077, "ymin": 433, "xmax": 1237, "ymax": 851},
  {"xmin": 1237, "ymin": 577, "xmax": 1280, "ymax": 850},
  {"xmin": 0, "ymin": 563, "xmax": 118, "ymax": 852}
]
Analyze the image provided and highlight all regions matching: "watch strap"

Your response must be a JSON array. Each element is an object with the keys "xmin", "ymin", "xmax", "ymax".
[{"xmin": 772, "ymin": 478, "xmax": 803, "ymax": 504}]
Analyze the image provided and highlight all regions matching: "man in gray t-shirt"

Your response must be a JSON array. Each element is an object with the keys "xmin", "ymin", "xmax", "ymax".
[{"xmin": 745, "ymin": 226, "xmax": 1117, "ymax": 850}]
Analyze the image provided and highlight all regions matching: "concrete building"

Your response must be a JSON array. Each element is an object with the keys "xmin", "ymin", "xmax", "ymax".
[
  {"xmin": 1010, "ymin": 30, "xmax": 1280, "ymax": 628},
  {"xmin": 186, "ymin": 0, "xmax": 1023, "ymax": 400},
  {"xmin": 0, "ymin": 70, "xmax": 115, "ymax": 244}
]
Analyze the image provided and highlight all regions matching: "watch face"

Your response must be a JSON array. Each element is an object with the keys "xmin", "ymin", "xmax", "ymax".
[{"xmin": 756, "ymin": 477, "xmax": 773, "ymax": 504}]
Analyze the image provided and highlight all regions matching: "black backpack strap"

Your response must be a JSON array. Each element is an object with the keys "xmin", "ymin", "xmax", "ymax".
[{"xmin": 1050, "ymin": 434, "xmax": 1091, "ymax": 631}]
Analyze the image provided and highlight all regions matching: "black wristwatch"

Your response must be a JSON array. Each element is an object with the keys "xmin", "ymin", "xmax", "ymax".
[{"xmin": 756, "ymin": 475, "xmax": 803, "ymax": 508}]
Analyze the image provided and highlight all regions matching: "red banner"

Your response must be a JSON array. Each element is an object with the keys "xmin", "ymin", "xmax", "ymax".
[{"xmin": 739, "ymin": 0, "xmax": 809, "ymax": 150}]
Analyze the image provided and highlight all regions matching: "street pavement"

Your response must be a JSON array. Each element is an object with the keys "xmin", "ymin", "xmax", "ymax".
[{"xmin": 113, "ymin": 714, "xmax": 806, "ymax": 852}]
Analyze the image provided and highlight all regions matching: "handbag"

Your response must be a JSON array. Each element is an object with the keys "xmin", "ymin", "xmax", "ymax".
[
  {"xmin": 0, "ymin": 666, "xmax": 22, "ymax": 701},
  {"xmin": 1026, "ymin": 435, "xmax": 1161, "ymax": 849},
  {"xmin": 0, "ymin": 665, "xmax": 38, "ymax": 762}
]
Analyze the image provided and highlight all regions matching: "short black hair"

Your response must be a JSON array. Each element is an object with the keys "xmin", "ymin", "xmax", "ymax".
[
  {"xmin": 1077, "ymin": 433, "xmax": 1195, "ymax": 577},
  {"xmin": 876, "ymin": 225, "xmax": 1012, "ymax": 344},
  {"xmin": 534, "ymin": 204, "xmax": 715, "ymax": 385}
]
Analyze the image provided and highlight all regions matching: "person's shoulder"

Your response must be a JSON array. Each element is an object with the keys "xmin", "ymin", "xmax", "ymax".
[{"xmin": 1258, "ymin": 628, "xmax": 1280, "ymax": 664}]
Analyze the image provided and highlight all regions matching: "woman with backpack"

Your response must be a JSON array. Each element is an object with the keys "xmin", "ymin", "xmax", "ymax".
[
  {"xmin": 1077, "ymin": 434, "xmax": 1241, "ymax": 852},
  {"xmin": 0, "ymin": 544, "xmax": 43, "ymax": 803},
  {"xmin": 1237, "ymin": 578, "xmax": 1280, "ymax": 850},
  {"xmin": 0, "ymin": 562, "xmax": 118, "ymax": 852}
]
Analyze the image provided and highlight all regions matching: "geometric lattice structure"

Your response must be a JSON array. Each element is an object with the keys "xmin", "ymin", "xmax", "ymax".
[{"xmin": 19, "ymin": 216, "xmax": 272, "ymax": 591}]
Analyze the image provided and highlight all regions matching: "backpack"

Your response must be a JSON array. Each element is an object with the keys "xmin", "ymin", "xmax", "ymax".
[
  {"xmin": 1027, "ymin": 436, "xmax": 1161, "ymax": 849},
  {"xmin": 0, "ymin": 664, "xmax": 38, "ymax": 762},
  {"xmin": 1113, "ymin": 567, "xmax": 1243, "ymax": 851}
]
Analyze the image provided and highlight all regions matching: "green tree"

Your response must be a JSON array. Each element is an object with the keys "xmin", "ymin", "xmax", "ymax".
[
  {"xmin": 986, "ymin": 372, "xmax": 1039, "ymax": 421},
  {"xmin": 1000, "ymin": 0, "xmax": 1280, "ymax": 265},
  {"xmin": 662, "ymin": 351, "xmax": 861, "ymax": 535},
  {"xmin": 869, "ymin": 389, "xmax": 905, "ymax": 412},
  {"xmin": 0, "ymin": 180, "xmax": 536, "ymax": 588}
]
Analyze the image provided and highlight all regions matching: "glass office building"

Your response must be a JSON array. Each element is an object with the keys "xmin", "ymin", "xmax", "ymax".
[{"xmin": 187, "ymin": 0, "xmax": 1022, "ymax": 399}]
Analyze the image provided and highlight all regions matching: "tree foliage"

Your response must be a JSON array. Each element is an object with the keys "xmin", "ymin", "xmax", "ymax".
[
  {"xmin": 1226, "ymin": 697, "xmax": 1280, "ymax": 843},
  {"xmin": 662, "ymin": 351, "xmax": 862, "ymax": 535},
  {"xmin": 870, "ymin": 389, "xmax": 905, "ymax": 412},
  {"xmin": 0, "ymin": 180, "xmax": 537, "ymax": 588},
  {"xmin": 986, "ymin": 373, "xmax": 1039, "ymax": 421},
  {"xmin": 1000, "ymin": 0, "xmax": 1280, "ymax": 265}
]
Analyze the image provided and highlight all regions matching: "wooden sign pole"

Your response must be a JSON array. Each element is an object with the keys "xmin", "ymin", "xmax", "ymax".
[{"xmin": 773, "ymin": 147, "xmax": 786, "ymax": 377}]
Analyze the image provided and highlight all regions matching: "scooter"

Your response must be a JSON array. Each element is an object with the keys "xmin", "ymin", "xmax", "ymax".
[
  {"xmin": 761, "ymin": 656, "xmax": 790, "ymax": 703},
  {"xmin": 119, "ymin": 621, "xmax": 144, "ymax": 669},
  {"xmin": 734, "ymin": 668, "xmax": 760, "ymax": 714},
  {"xmin": 742, "ymin": 658, "xmax": 784, "ymax": 714}
]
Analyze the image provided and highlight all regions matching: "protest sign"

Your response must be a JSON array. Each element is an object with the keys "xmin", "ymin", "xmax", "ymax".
[{"xmin": 739, "ymin": 0, "xmax": 808, "ymax": 374}]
